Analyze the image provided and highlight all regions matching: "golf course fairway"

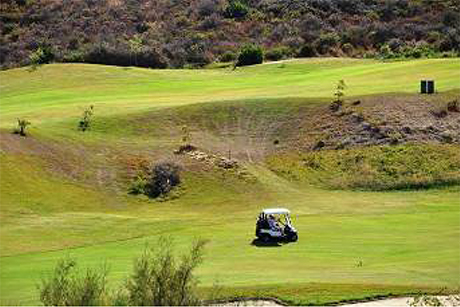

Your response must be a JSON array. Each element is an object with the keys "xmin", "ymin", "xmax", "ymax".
[{"xmin": 0, "ymin": 58, "xmax": 459, "ymax": 305}]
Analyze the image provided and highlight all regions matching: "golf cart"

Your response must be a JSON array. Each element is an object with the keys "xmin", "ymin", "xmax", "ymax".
[{"xmin": 255, "ymin": 208, "xmax": 298, "ymax": 242}]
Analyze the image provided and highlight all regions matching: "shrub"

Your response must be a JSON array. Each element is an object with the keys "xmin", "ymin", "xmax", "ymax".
[
  {"xmin": 315, "ymin": 32, "xmax": 340, "ymax": 54},
  {"xmin": 197, "ymin": 0, "xmax": 220, "ymax": 17},
  {"xmin": 38, "ymin": 258, "xmax": 109, "ymax": 306},
  {"xmin": 223, "ymin": 0, "xmax": 249, "ymax": 19},
  {"xmin": 236, "ymin": 44, "xmax": 263, "ymax": 67},
  {"xmin": 378, "ymin": 44, "xmax": 395, "ymax": 59},
  {"xmin": 14, "ymin": 118, "xmax": 31, "ymax": 136},
  {"xmin": 341, "ymin": 43, "xmax": 354, "ymax": 55},
  {"xmin": 38, "ymin": 238, "xmax": 208, "ymax": 306},
  {"xmin": 297, "ymin": 44, "xmax": 316, "ymax": 57},
  {"xmin": 129, "ymin": 175, "xmax": 148, "ymax": 195},
  {"xmin": 145, "ymin": 162, "xmax": 181, "ymax": 198},
  {"xmin": 181, "ymin": 125, "xmax": 192, "ymax": 147},
  {"xmin": 78, "ymin": 105, "xmax": 94, "ymax": 132},
  {"xmin": 29, "ymin": 46, "xmax": 55, "ymax": 66},
  {"xmin": 219, "ymin": 51, "xmax": 237, "ymax": 62},
  {"xmin": 334, "ymin": 79, "xmax": 346, "ymax": 103},
  {"xmin": 264, "ymin": 46, "xmax": 291, "ymax": 61},
  {"xmin": 123, "ymin": 237, "xmax": 207, "ymax": 306},
  {"xmin": 387, "ymin": 38, "xmax": 404, "ymax": 52}
]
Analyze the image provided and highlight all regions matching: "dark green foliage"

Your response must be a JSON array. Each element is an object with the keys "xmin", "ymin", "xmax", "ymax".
[
  {"xmin": 14, "ymin": 118, "xmax": 31, "ymax": 136},
  {"xmin": 224, "ymin": 0, "xmax": 249, "ymax": 19},
  {"xmin": 145, "ymin": 162, "xmax": 181, "ymax": 198},
  {"xmin": 297, "ymin": 44, "xmax": 317, "ymax": 57},
  {"xmin": 129, "ymin": 175, "xmax": 148, "ymax": 195},
  {"xmin": 78, "ymin": 105, "xmax": 94, "ymax": 132},
  {"xmin": 236, "ymin": 44, "xmax": 263, "ymax": 67},
  {"xmin": 38, "ymin": 258, "xmax": 109, "ymax": 306},
  {"xmin": 220, "ymin": 51, "xmax": 237, "ymax": 62},
  {"xmin": 29, "ymin": 46, "xmax": 55, "ymax": 66},
  {"xmin": 264, "ymin": 47, "xmax": 291, "ymax": 61},
  {"xmin": 316, "ymin": 33, "xmax": 340, "ymax": 54}
]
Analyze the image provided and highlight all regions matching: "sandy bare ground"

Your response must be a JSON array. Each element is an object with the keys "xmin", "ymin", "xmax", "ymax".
[{"xmin": 213, "ymin": 295, "xmax": 460, "ymax": 306}]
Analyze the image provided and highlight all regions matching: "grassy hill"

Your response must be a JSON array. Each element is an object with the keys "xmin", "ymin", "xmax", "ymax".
[{"xmin": 0, "ymin": 58, "xmax": 459, "ymax": 305}]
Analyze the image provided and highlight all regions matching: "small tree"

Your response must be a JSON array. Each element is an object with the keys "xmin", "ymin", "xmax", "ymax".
[
  {"xmin": 14, "ymin": 118, "xmax": 31, "ymax": 136},
  {"xmin": 330, "ymin": 80, "xmax": 347, "ymax": 112},
  {"xmin": 78, "ymin": 105, "xmax": 94, "ymax": 132},
  {"xmin": 181, "ymin": 125, "xmax": 192, "ymax": 146},
  {"xmin": 334, "ymin": 79, "xmax": 347, "ymax": 103},
  {"xmin": 236, "ymin": 44, "xmax": 263, "ymax": 67},
  {"xmin": 145, "ymin": 162, "xmax": 181, "ymax": 198}
]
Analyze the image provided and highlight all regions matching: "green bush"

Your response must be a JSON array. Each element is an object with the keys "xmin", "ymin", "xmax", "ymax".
[
  {"xmin": 38, "ymin": 238, "xmax": 208, "ymax": 306},
  {"xmin": 224, "ymin": 0, "xmax": 249, "ymax": 19},
  {"xmin": 123, "ymin": 238, "xmax": 207, "ymax": 306},
  {"xmin": 297, "ymin": 44, "xmax": 317, "ymax": 57},
  {"xmin": 13, "ymin": 118, "xmax": 31, "ymax": 136},
  {"xmin": 78, "ymin": 105, "xmax": 94, "ymax": 132},
  {"xmin": 315, "ymin": 33, "xmax": 339, "ymax": 54},
  {"xmin": 236, "ymin": 44, "xmax": 263, "ymax": 67},
  {"xmin": 264, "ymin": 47, "xmax": 291, "ymax": 61},
  {"xmin": 145, "ymin": 162, "xmax": 181, "ymax": 198},
  {"xmin": 29, "ymin": 46, "xmax": 55, "ymax": 66},
  {"xmin": 39, "ymin": 258, "xmax": 109, "ymax": 306},
  {"xmin": 220, "ymin": 51, "xmax": 237, "ymax": 62},
  {"xmin": 129, "ymin": 175, "xmax": 148, "ymax": 195}
]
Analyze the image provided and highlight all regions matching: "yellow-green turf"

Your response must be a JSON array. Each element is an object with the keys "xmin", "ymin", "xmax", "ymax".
[{"xmin": 0, "ymin": 58, "xmax": 459, "ymax": 305}]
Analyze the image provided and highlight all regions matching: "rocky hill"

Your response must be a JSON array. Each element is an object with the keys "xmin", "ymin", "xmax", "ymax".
[{"xmin": 1, "ymin": 0, "xmax": 459, "ymax": 69}]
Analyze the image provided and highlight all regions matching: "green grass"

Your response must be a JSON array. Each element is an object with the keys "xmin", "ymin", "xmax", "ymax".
[
  {"xmin": 0, "ymin": 58, "xmax": 459, "ymax": 305},
  {"xmin": 266, "ymin": 144, "xmax": 460, "ymax": 190},
  {"xmin": 1, "ymin": 58, "xmax": 459, "ymax": 126}
]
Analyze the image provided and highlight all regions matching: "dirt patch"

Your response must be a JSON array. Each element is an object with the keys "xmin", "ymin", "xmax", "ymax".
[
  {"xmin": 210, "ymin": 295, "xmax": 460, "ymax": 306},
  {"xmin": 302, "ymin": 93, "xmax": 460, "ymax": 151},
  {"xmin": 210, "ymin": 297, "xmax": 286, "ymax": 306},
  {"xmin": 341, "ymin": 295, "xmax": 460, "ymax": 306}
]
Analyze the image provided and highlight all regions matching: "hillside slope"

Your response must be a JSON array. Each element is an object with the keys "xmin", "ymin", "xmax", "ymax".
[
  {"xmin": 0, "ymin": 59, "xmax": 459, "ymax": 305},
  {"xmin": 1, "ymin": 0, "xmax": 459, "ymax": 69}
]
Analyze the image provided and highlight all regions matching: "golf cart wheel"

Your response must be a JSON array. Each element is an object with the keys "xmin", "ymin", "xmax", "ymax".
[{"xmin": 260, "ymin": 234, "xmax": 271, "ymax": 243}]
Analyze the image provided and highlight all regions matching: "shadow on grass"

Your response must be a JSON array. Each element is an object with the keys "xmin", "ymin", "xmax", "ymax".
[{"xmin": 250, "ymin": 238, "xmax": 282, "ymax": 247}]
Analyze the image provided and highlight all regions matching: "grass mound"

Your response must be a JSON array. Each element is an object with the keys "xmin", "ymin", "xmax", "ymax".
[{"xmin": 266, "ymin": 144, "xmax": 460, "ymax": 190}]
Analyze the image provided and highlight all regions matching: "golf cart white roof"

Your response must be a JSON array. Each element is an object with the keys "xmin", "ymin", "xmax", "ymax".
[{"xmin": 262, "ymin": 208, "xmax": 290, "ymax": 215}]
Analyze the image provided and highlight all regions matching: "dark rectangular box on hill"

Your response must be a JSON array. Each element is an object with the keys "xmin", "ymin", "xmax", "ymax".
[{"xmin": 421, "ymin": 80, "xmax": 435, "ymax": 94}]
